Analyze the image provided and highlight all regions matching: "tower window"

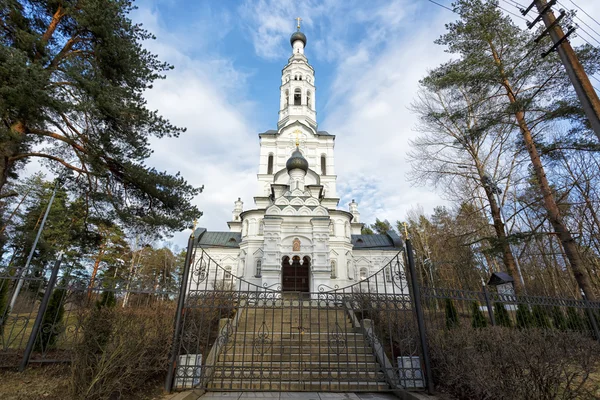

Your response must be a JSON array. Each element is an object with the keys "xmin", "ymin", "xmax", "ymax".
[
  {"xmin": 321, "ymin": 155, "xmax": 326, "ymax": 175},
  {"xmin": 267, "ymin": 154, "xmax": 274, "ymax": 174},
  {"xmin": 331, "ymin": 260, "xmax": 337, "ymax": 279},
  {"xmin": 294, "ymin": 88, "xmax": 301, "ymax": 105},
  {"xmin": 284, "ymin": 90, "xmax": 289, "ymax": 107}
]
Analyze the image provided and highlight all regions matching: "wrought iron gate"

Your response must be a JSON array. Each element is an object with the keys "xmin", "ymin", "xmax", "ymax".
[{"xmin": 167, "ymin": 244, "xmax": 428, "ymax": 393}]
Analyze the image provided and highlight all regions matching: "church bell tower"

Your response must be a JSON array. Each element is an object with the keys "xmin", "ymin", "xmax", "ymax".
[{"xmin": 278, "ymin": 18, "xmax": 317, "ymax": 130}]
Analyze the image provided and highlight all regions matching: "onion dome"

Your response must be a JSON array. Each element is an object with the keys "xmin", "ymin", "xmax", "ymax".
[
  {"xmin": 290, "ymin": 31, "xmax": 307, "ymax": 47},
  {"xmin": 286, "ymin": 147, "xmax": 309, "ymax": 172}
]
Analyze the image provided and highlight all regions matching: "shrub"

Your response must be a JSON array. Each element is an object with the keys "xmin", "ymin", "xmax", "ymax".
[
  {"xmin": 428, "ymin": 326, "xmax": 600, "ymax": 399},
  {"xmin": 34, "ymin": 287, "xmax": 66, "ymax": 352},
  {"xmin": 444, "ymin": 298, "xmax": 459, "ymax": 330},
  {"xmin": 493, "ymin": 302, "xmax": 512, "ymax": 328},
  {"xmin": 516, "ymin": 305, "xmax": 533, "ymax": 329},
  {"xmin": 470, "ymin": 302, "xmax": 487, "ymax": 329},
  {"xmin": 550, "ymin": 306, "xmax": 567, "ymax": 330},
  {"xmin": 70, "ymin": 306, "xmax": 174, "ymax": 400}
]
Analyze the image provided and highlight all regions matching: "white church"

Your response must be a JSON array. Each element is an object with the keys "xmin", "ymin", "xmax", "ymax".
[{"xmin": 194, "ymin": 24, "xmax": 403, "ymax": 293}]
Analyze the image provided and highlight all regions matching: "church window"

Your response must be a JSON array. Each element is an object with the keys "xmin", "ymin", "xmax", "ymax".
[
  {"xmin": 224, "ymin": 266, "xmax": 232, "ymax": 280},
  {"xmin": 320, "ymin": 155, "xmax": 326, "ymax": 175},
  {"xmin": 330, "ymin": 260, "xmax": 337, "ymax": 279},
  {"xmin": 284, "ymin": 90, "xmax": 289, "ymax": 107},
  {"xmin": 259, "ymin": 220, "xmax": 264, "ymax": 235},
  {"xmin": 360, "ymin": 267, "xmax": 368, "ymax": 280},
  {"xmin": 307, "ymin": 91, "xmax": 312, "ymax": 109},
  {"xmin": 267, "ymin": 154, "xmax": 274, "ymax": 174},
  {"xmin": 255, "ymin": 260, "xmax": 262, "ymax": 278},
  {"xmin": 294, "ymin": 88, "xmax": 301, "ymax": 105},
  {"xmin": 385, "ymin": 267, "xmax": 392, "ymax": 282},
  {"xmin": 299, "ymin": 75, "xmax": 302, "ymax": 80}
]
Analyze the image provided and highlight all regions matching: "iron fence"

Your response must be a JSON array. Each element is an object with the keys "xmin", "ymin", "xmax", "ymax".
[
  {"xmin": 0, "ymin": 253, "xmax": 180, "ymax": 370},
  {"xmin": 165, "ymin": 243, "xmax": 429, "ymax": 393}
]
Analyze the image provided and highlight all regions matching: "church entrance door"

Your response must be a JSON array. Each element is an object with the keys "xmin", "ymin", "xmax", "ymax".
[{"xmin": 282, "ymin": 255, "xmax": 310, "ymax": 292}]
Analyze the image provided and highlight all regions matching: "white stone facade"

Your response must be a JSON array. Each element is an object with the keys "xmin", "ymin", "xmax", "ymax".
[{"xmin": 194, "ymin": 28, "xmax": 404, "ymax": 294}]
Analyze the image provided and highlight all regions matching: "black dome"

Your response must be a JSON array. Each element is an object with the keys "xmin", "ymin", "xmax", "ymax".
[
  {"xmin": 290, "ymin": 31, "xmax": 307, "ymax": 47},
  {"xmin": 286, "ymin": 147, "xmax": 308, "ymax": 172}
]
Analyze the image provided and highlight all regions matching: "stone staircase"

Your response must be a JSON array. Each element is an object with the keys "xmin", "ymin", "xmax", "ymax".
[{"xmin": 206, "ymin": 301, "xmax": 390, "ymax": 391}]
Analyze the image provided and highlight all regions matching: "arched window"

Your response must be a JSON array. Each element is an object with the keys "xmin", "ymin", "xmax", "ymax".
[
  {"xmin": 321, "ymin": 155, "xmax": 326, "ymax": 175},
  {"xmin": 330, "ymin": 260, "xmax": 337, "ymax": 279},
  {"xmin": 259, "ymin": 220, "xmax": 264, "ymax": 235},
  {"xmin": 299, "ymin": 75, "xmax": 302, "ymax": 80},
  {"xmin": 255, "ymin": 260, "xmax": 262, "ymax": 278},
  {"xmin": 385, "ymin": 267, "xmax": 392, "ymax": 282},
  {"xmin": 267, "ymin": 154, "xmax": 274, "ymax": 174},
  {"xmin": 360, "ymin": 267, "xmax": 368, "ymax": 280},
  {"xmin": 307, "ymin": 91, "xmax": 312, "ymax": 109},
  {"xmin": 294, "ymin": 88, "xmax": 301, "ymax": 105},
  {"xmin": 224, "ymin": 265, "xmax": 232, "ymax": 280}
]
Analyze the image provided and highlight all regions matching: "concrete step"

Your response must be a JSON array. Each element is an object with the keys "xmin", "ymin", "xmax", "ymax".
[
  {"xmin": 209, "ymin": 369, "xmax": 386, "ymax": 380},
  {"xmin": 221, "ymin": 345, "xmax": 373, "ymax": 354},
  {"xmin": 211, "ymin": 361, "xmax": 382, "ymax": 370},
  {"xmin": 218, "ymin": 353, "xmax": 377, "ymax": 363},
  {"xmin": 206, "ymin": 380, "xmax": 389, "ymax": 391}
]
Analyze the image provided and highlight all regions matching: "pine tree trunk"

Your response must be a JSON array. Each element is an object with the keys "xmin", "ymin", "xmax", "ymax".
[
  {"xmin": 87, "ymin": 244, "xmax": 106, "ymax": 301},
  {"xmin": 489, "ymin": 43, "xmax": 596, "ymax": 301},
  {"xmin": 482, "ymin": 180, "xmax": 522, "ymax": 292},
  {"xmin": 0, "ymin": 123, "xmax": 25, "ymax": 196}
]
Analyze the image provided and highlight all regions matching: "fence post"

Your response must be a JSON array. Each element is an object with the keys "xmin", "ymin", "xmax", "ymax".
[
  {"xmin": 405, "ymin": 238, "xmax": 434, "ymax": 394},
  {"xmin": 19, "ymin": 252, "xmax": 63, "ymax": 371},
  {"xmin": 165, "ymin": 233, "xmax": 195, "ymax": 393},
  {"xmin": 482, "ymin": 280, "xmax": 496, "ymax": 326},
  {"xmin": 581, "ymin": 290, "xmax": 600, "ymax": 342}
]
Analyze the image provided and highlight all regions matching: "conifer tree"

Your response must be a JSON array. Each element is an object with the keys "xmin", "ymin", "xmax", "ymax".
[
  {"xmin": 494, "ymin": 302, "xmax": 512, "ymax": 328},
  {"xmin": 420, "ymin": 0, "xmax": 599, "ymax": 300},
  {"xmin": 471, "ymin": 301, "xmax": 488, "ymax": 329},
  {"xmin": 0, "ymin": 0, "xmax": 201, "ymax": 234},
  {"xmin": 516, "ymin": 305, "xmax": 534, "ymax": 329},
  {"xmin": 550, "ymin": 306, "xmax": 567, "ymax": 330},
  {"xmin": 34, "ymin": 286, "xmax": 66, "ymax": 352},
  {"xmin": 445, "ymin": 298, "xmax": 460, "ymax": 329}
]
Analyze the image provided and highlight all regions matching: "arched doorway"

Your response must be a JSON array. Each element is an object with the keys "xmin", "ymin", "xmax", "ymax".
[{"xmin": 282, "ymin": 255, "xmax": 310, "ymax": 292}]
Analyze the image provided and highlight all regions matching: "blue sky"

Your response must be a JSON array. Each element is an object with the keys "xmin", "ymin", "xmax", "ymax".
[{"xmin": 126, "ymin": 0, "xmax": 600, "ymax": 246}]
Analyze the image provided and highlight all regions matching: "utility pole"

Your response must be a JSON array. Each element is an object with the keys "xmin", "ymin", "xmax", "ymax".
[{"xmin": 523, "ymin": 0, "xmax": 600, "ymax": 140}]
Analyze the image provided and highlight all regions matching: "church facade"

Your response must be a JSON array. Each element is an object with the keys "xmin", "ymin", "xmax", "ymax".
[{"xmin": 194, "ymin": 26, "xmax": 403, "ymax": 293}]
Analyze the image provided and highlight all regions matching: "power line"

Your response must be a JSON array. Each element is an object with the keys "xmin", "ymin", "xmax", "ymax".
[
  {"xmin": 427, "ymin": 0, "xmax": 455, "ymax": 13},
  {"xmin": 577, "ymin": 25, "xmax": 600, "ymax": 46},
  {"xmin": 557, "ymin": 1, "xmax": 600, "ymax": 43},
  {"xmin": 498, "ymin": 2, "xmax": 529, "ymax": 20},
  {"xmin": 568, "ymin": 0, "xmax": 600, "ymax": 29}
]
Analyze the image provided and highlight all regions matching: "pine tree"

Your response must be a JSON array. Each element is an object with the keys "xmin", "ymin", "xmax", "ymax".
[
  {"xmin": 471, "ymin": 301, "xmax": 488, "ymax": 329},
  {"xmin": 96, "ymin": 290, "xmax": 116, "ymax": 309},
  {"xmin": 421, "ymin": 0, "xmax": 599, "ymax": 300},
  {"xmin": 445, "ymin": 298, "xmax": 460, "ymax": 329},
  {"xmin": 0, "ymin": 0, "xmax": 201, "ymax": 234},
  {"xmin": 494, "ymin": 302, "xmax": 512, "ymax": 328}
]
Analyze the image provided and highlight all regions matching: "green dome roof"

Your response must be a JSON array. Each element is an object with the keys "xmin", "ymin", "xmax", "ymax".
[
  {"xmin": 286, "ymin": 147, "xmax": 308, "ymax": 173},
  {"xmin": 290, "ymin": 31, "xmax": 307, "ymax": 47}
]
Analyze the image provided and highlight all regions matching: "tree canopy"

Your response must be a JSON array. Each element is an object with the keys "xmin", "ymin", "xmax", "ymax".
[{"xmin": 0, "ymin": 0, "xmax": 201, "ymax": 236}]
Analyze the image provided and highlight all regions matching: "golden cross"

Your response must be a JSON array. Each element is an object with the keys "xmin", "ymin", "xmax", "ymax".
[
  {"xmin": 296, "ymin": 17, "xmax": 302, "ymax": 30},
  {"xmin": 293, "ymin": 129, "xmax": 301, "ymax": 147}
]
